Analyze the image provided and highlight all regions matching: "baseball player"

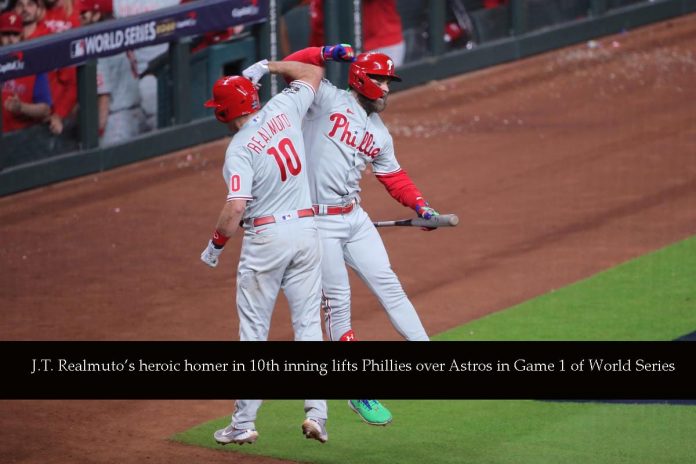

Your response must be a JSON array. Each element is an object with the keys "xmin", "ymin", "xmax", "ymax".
[
  {"xmin": 243, "ymin": 45, "xmax": 439, "ymax": 426},
  {"xmin": 200, "ymin": 61, "xmax": 329, "ymax": 445},
  {"xmin": 79, "ymin": 0, "xmax": 146, "ymax": 146}
]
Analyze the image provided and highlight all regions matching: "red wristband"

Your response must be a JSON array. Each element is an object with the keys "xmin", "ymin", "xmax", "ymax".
[{"xmin": 212, "ymin": 230, "xmax": 230, "ymax": 248}]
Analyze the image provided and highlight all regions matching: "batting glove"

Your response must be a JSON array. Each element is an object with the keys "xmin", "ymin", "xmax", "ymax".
[
  {"xmin": 200, "ymin": 241, "xmax": 224, "ymax": 268},
  {"xmin": 416, "ymin": 203, "xmax": 439, "ymax": 232},
  {"xmin": 322, "ymin": 43, "xmax": 355, "ymax": 62},
  {"xmin": 415, "ymin": 203, "xmax": 439, "ymax": 220},
  {"xmin": 242, "ymin": 59, "xmax": 269, "ymax": 87}
]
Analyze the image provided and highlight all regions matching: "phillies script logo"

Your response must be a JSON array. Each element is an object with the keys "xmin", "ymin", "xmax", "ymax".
[{"xmin": 328, "ymin": 113, "xmax": 380, "ymax": 158}]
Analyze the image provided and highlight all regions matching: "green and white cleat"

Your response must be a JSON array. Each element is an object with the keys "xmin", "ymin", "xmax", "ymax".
[{"xmin": 348, "ymin": 400, "xmax": 393, "ymax": 426}]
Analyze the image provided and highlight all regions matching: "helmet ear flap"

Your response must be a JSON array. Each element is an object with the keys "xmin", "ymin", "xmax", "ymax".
[
  {"xmin": 349, "ymin": 52, "xmax": 400, "ymax": 100},
  {"xmin": 215, "ymin": 107, "xmax": 229, "ymax": 123},
  {"xmin": 349, "ymin": 66, "xmax": 385, "ymax": 100}
]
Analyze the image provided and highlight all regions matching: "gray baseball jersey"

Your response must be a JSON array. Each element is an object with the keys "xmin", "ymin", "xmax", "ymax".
[
  {"xmin": 97, "ymin": 52, "xmax": 140, "ymax": 111},
  {"xmin": 301, "ymin": 78, "xmax": 428, "ymax": 342},
  {"xmin": 97, "ymin": 52, "xmax": 145, "ymax": 146},
  {"xmin": 221, "ymin": 79, "xmax": 327, "ymax": 430},
  {"xmin": 223, "ymin": 80, "xmax": 315, "ymax": 219},
  {"xmin": 303, "ymin": 78, "xmax": 401, "ymax": 205}
]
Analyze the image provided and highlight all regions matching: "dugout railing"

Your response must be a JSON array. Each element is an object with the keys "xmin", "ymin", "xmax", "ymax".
[{"xmin": 1, "ymin": 0, "xmax": 694, "ymax": 196}]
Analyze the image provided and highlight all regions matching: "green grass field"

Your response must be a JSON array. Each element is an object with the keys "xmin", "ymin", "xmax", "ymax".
[{"xmin": 173, "ymin": 236, "xmax": 696, "ymax": 463}]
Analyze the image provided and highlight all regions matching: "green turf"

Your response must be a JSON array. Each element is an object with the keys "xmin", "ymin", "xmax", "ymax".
[
  {"xmin": 436, "ymin": 235, "xmax": 696, "ymax": 341},
  {"xmin": 173, "ymin": 236, "xmax": 696, "ymax": 463},
  {"xmin": 174, "ymin": 399, "xmax": 696, "ymax": 464}
]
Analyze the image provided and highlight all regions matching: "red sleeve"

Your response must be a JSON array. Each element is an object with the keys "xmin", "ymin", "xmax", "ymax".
[
  {"xmin": 375, "ymin": 170, "xmax": 428, "ymax": 210},
  {"xmin": 282, "ymin": 47, "xmax": 325, "ymax": 84},
  {"xmin": 283, "ymin": 47, "xmax": 324, "ymax": 66}
]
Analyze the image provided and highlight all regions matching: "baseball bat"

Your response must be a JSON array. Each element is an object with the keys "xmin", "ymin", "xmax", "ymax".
[{"xmin": 373, "ymin": 214, "xmax": 459, "ymax": 228}]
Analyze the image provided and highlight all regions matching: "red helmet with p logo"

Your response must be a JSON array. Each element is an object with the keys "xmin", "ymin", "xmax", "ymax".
[
  {"xmin": 348, "ymin": 52, "xmax": 401, "ymax": 100},
  {"xmin": 204, "ymin": 76, "xmax": 260, "ymax": 123}
]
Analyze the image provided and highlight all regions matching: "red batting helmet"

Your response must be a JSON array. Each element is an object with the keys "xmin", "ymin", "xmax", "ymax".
[
  {"xmin": 348, "ymin": 52, "xmax": 402, "ymax": 100},
  {"xmin": 204, "ymin": 76, "xmax": 260, "ymax": 123}
]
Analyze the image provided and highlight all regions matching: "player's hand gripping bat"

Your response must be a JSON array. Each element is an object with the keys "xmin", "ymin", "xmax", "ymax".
[{"xmin": 373, "ymin": 214, "xmax": 459, "ymax": 228}]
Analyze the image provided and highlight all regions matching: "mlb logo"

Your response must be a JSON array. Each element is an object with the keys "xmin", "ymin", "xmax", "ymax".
[
  {"xmin": 281, "ymin": 213, "xmax": 294, "ymax": 221},
  {"xmin": 70, "ymin": 39, "xmax": 86, "ymax": 58}
]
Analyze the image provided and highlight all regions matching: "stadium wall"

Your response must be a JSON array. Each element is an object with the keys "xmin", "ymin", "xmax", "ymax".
[{"xmin": 0, "ymin": 0, "xmax": 694, "ymax": 197}]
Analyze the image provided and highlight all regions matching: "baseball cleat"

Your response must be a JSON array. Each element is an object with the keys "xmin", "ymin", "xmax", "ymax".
[
  {"xmin": 214, "ymin": 425, "xmax": 259, "ymax": 445},
  {"xmin": 302, "ymin": 418, "xmax": 328, "ymax": 443},
  {"xmin": 348, "ymin": 399, "xmax": 393, "ymax": 426}
]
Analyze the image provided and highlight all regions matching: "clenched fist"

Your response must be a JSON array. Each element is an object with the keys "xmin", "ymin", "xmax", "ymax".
[
  {"xmin": 242, "ymin": 59, "xmax": 270, "ymax": 87},
  {"xmin": 322, "ymin": 43, "xmax": 355, "ymax": 62}
]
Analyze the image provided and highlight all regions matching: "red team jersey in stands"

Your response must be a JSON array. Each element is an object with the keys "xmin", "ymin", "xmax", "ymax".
[
  {"xmin": 2, "ymin": 74, "xmax": 51, "ymax": 132},
  {"xmin": 22, "ymin": 22, "xmax": 51, "ymax": 41},
  {"xmin": 41, "ymin": 5, "xmax": 80, "ymax": 120},
  {"xmin": 42, "ymin": 4, "xmax": 80, "ymax": 34}
]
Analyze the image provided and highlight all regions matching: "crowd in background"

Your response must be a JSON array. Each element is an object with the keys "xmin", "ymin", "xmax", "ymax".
[
  {"xmin": 0, "ymin": 0, "xmax": 182, "ymax": 145},
  {"xmin": 1, "ymin": 0, "xmax": 508, "ymax": 144},
  {"xmin": 1, "ymin": 0, "xmax": 79, "ymax": 137}
]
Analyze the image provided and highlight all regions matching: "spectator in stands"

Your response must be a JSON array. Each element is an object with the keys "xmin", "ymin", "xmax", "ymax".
[
  {"xmin": 307, "ymin": 0, "xmax": 405, "ymax": 66},
  {"xmin": 1, "ymin": 11, "xmax": 52, "ymax": 133},
  {"xmin": 80, "ymin": 0, "xmax": 146, "ymax": 146},
  {"xmin": 41, "ymin": 0, "xmax": 80, "ymax": 32},
  {"xmin": 15, "ymin": 0, "xmax": 50, "ymax": 41},
  {"xmin": 39, "ymin": 0, "xmax": 80, "ymax": 135},
  {"xmin": 0, "ymin": 10, "xmax": 23, "ymax": 44}
]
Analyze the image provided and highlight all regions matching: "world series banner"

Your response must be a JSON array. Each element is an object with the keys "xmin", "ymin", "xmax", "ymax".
[{"xmin": 0, "ymin": 0, "xmax": 268, "ymax": 81}]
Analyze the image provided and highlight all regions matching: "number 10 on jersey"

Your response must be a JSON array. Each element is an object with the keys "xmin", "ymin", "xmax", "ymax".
[{"xmin": 267, "ymin": 137, "xmax": 302, "ymax": 182}]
